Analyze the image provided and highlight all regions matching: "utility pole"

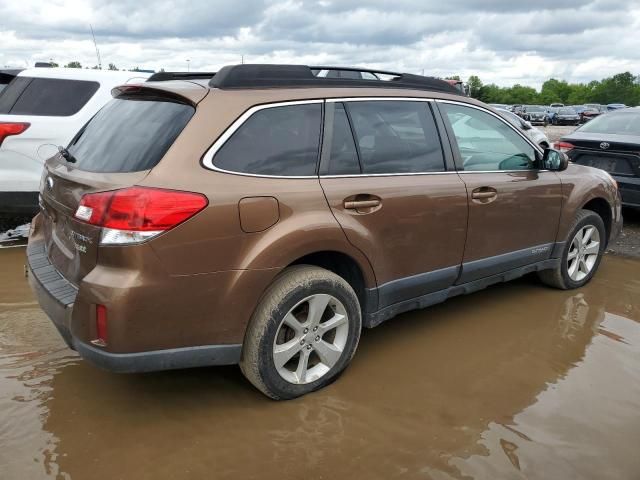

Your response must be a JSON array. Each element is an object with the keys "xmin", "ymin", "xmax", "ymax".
[
  {"xmin": 186, "ymin": 59, "xmax": 191, "ymax": 72},
  {"xmin": 89, "ymin": 24, "xmax": 102, "ymax": 69}
]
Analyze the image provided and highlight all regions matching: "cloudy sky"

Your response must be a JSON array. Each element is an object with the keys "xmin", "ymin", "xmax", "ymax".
[{"xmin": 1, "ymin": 0, "xmax": 639, "ymax": 88}]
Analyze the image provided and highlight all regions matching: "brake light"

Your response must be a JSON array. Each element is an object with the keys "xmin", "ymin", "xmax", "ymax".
[
  {"xmin": 75, "ymin": 187, "xmax": 208, "ymax": 245},
  {"xmin": 0, "ymin": 122, "xmax": 30, "ymax": 147},
  {"xmin": 554, "ymin": 141, "xmax": 574, "ymax": 153}
]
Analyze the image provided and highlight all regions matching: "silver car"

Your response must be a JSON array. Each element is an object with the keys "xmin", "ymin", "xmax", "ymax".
[{"xmin": 495, "ymin": 108, "xmax": 550, "ymax": 148}]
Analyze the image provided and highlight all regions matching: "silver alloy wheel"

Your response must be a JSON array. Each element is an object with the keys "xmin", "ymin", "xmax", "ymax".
[
  {"xmin": 567, "ymin": 225, "xmax": 600, "ymax": 282},
  {"xmin": 272, "ymin": 294, "xmax": 349, "ymax": 385}
]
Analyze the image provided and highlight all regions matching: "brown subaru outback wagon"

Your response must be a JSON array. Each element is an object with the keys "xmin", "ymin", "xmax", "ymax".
[{"xmin": 27, "ymin": 65, "xmax": 622, "ymax": 399}]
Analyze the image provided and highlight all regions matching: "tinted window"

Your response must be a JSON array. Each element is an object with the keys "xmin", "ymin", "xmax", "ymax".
[
  {"xmin": 1, "ymin": 78, "xmax": 99, "ymax": 116},
  {"xmin": 213, "ymin": 103, "xmax": 322, "ymax": 176},
  {"xmin": 558, "ymin": 108, "xmax": 576, "ymax": 115},
  {"xmin": 67, "ymin": 97, "xmax": 194, "ymax": 173},
  {"xmin": 346, "ymin": 101, "xmax": 445, "ymax": 174},
  {"xmin": 0, "ymin": 77, "xmax": 30, "ymax": 113},
  {"xmin": 325, "ymin": 103, "xmax": 360, "ymax": 175},
  {"xmin": 442, "ymin": 103, "xmax": 536, "ymax": 171}
]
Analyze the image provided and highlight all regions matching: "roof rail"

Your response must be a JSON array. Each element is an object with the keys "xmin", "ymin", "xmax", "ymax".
[
  {"xmin": 209, "ymin": 64, "xmax": 460, "ymax": 95},
  {"xmin": 147, "ymin": 71, "xmax": 216, "ymax": 82}
]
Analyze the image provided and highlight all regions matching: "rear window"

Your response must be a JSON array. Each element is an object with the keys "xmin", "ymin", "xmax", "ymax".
[
  {"xmin": 213, "ymin": 103, "xmax": 322, "ymax": 176},
  {"xmin": 0, "ymin": 77, "xmax": 99, "ymax": 116},
  {"xmin": 67, "ymin": 96, "xmax": 195, "ymax": 173},
  {"xmin": 578, "ymin": 112, "xmax": 640, "ymax": 136}
]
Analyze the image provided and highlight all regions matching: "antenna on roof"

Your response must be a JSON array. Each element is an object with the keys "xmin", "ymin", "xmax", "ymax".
[{"xmin": 89, "ymin": 24, "xmax": 102, "ymax": 70}]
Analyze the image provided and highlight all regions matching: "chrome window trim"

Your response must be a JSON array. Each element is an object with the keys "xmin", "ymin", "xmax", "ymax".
[
  {"xmin": 201, "ymin": 96, "xmax": 550, "ymax": 179},
  {"xmin": 201, "ymin": 99, "xmax": 324, "ymax": 178},
  {"xmin": 326, "ymin": 97, "xmax": 432, "ymax": 103}
]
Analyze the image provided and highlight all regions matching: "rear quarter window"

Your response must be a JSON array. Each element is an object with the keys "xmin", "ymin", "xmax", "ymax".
[
  {"xmin": 67, "ymin": 96, "xmax": 195, "ymax": 173},
  {"xmin": 0, "ymin": 77, "xmax": 99, "ymax": 116},
  {"xmin": 212, "ymin": 103, "xmax": 322, "ymax": 176}
]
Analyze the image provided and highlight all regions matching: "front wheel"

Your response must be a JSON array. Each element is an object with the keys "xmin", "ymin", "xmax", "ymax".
[
  {"xmin": 240, "ymin": 265, "xmax": 362, "ymax": 399},
  {"xmin": 538, "ymin": 209, "xmax": 606, "ymax": 289}
]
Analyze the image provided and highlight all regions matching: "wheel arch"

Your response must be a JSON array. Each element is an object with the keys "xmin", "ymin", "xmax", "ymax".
[
  {"xmin": 582, "ymin": 197, "xmax": 612, "ymax": 245},
  {"xmin": 288, "ymin": 250, "xmax": 376, "ymax": 315}
]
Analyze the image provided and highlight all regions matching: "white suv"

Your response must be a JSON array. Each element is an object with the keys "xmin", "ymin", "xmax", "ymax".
[{"xmin": 0, "ymin": 68, "xmax": 150, "ymax": 217}]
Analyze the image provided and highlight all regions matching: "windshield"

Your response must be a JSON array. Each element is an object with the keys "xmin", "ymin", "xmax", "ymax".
[
  {"xmin": 526, "ymin": 106, "xmax": 544, "ymax": 112},
  {"xmin": 67, "ymin": 96, "xmax": 195, "ymax": 173},
  {"xmin": 558, "ymin": 108, "xmax": 576, "ymax": 115},
  {"xmin": 579, "ymin": 112, "xmax": 640, "ymax": 136}
]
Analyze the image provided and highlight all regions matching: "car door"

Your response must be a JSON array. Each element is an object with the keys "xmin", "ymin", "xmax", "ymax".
[
  {"xmin": 319, "ymin": 99, "xmax": 468, "ymax": 310},
  {"xmin": 436, "ymin": 101, "xmax": 563, "ymax": 283}
]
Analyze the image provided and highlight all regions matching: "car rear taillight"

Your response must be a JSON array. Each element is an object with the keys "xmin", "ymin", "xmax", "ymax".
[
  {"xmin": 0, "ymin": 122, "xmax": 30, "ymax": 147},
  {"xmin": 554, "ymin": 141, "xmax": 574, "ymax": 153},
  {"xmin": 75, "ymin": 187, "xmax": 208, "ymax": 245}
]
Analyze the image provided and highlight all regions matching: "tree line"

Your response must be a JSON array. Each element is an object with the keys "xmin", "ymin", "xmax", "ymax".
[{"xmin": 466, "ymin": 72, "xmax": 640, "ymax": 106}]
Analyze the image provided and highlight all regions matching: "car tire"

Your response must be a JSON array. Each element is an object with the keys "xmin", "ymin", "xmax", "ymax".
[
  {"xmin": 240, "ymin": 265, "xmax": 362, "ymax": 400},
  {"xmin": 538, "ymin": 209, "xmax": 606, "ymax": 290}
]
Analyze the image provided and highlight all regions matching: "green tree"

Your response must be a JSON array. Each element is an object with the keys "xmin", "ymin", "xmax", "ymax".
[
  {"xmin": 467, "ymin": 75, "xmax": 483, "ymax": 99},
  {"xmin": 65, "ymin": 61, "xmax": 82, "ymax": 68},
  {"xmin": 108, "ymin": 63, "xmax": 118, "ymax": 71}
]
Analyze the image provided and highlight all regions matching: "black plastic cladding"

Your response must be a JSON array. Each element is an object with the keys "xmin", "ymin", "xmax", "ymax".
[{"xmin": 209, "ymin": 64, "xmax": 461, "ymax": 95}]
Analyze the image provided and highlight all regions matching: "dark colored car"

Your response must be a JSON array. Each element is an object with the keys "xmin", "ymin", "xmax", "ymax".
[
  {"xmin": 557, "ymin": 108, "xmax": 640, "ymax": 208},
  {"xmin": 522, "ymin": 105, "xmax": 549, "ymax": 126},
  {"xmin": 581, "ymin": 104, "xmax": 606, "ymax": 123},
  {"xmin": 607, "ymin": 104, "xmax": 627, "ymax": 111},
  {"xmin": 554, "ymin": 107, "xmax": 581, "ymax": 126},
  {"xmin": 27, "ymin": 64, "xmax": 622, "ymax": 399}
]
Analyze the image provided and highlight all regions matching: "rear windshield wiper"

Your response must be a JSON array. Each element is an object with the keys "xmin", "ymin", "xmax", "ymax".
[{"xmin": 58, "ymin": 146, "xmax": 77, "ymax": 164}]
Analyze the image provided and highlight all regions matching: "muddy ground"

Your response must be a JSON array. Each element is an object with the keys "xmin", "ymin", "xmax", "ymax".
[{"xmin": 1, "ymin": 245, "xmax": 639, "ymax": 479}]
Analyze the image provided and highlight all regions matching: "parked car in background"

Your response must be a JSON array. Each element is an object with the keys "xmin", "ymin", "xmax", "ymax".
[
  {"xmin": 522, "ymin": 105, "xmax": 549, "ymax": 126},
  {"xmin": 0, "ymin": 68, "xmax": 151, "ymax": 217},
  {"xmin": 607, "ymin": 103, "xmax": 627, "ymax": 111},
  {"xmin": 26, "ymin": 63, "xmax": 621, "ymax": 399},
  {"xmin": 513, "ymin": 105, "xmax": 525, "ymax": 117},
  {"xmin": 581, "ymin": 104, "xmax": 606, "ymax": 122},
  {"xmin": 553, "ymin": 107, "xmax": 581, "ymax": 125},
  {"xmin": 0, "ymin": 69, "xmax": 22, "ymax": 94},
  {"xmin": 496, "ymin": 108, "xmax": 550, "ymax": 148},
  {"xmin": 550, "ymin": 103, "xmax": 564, "ymax": 108},
  {"xmin": 556, "ymin": 108, "xmax": 640, "ymax": 208}
]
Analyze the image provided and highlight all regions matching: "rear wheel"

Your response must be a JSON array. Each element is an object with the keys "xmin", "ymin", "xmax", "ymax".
[
  {"xmin": 240, "ymin": 265, "xmax": 362, "ymax": 399},
  {"xmin": 538, "ymin": 209, "xmax": 606, "ymax": 289}
]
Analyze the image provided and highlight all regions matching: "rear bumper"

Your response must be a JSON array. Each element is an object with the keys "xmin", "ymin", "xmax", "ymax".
[
  {"xmin": 0, "ymin": 191, "xmax": 38, "ymax": 217},
  {"xmin": 26, "ymin": 237, "xmax": 242, "ymax": 372}
]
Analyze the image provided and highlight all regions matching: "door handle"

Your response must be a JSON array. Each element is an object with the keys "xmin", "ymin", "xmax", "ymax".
[
  {"xmin": 471, "ymin": 187, "xmax": 498, "ymax": 202},
  {"xmin": 344, "ymin": 199, "xmax": 381, "ymax": 209},
  {"xmin": 471, "ymin": 191, "xmax": 497, "ymax": 199}
]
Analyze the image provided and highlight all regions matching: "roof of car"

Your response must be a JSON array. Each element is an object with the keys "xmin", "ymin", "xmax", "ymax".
[{"xmin": 17, "ymin": 67, "xmax": 152, "ymax": 83}]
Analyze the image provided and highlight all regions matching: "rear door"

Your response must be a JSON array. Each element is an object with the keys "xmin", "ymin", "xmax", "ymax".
[
  {"xmin": 39, "ymin": 91, "xmax": 196, "ymax": 285},
  {"xmin": 437, "ymin": 101, "xmax": 563, "ymax": 283},
  {"xmin": 319, "ymin": 99, "xmax": 468, "ymax": 309}
]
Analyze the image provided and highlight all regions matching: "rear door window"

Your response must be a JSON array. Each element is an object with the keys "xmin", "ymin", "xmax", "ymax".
[
  {"xmin": 0, "ymin": 77, "xmax": 99, "ymax": 116},
  {"xmin": 67, "ymin": 96, "xmax": 195, "ymax": 173},
  {"xmin": 213, "ymin": 103, "xmax": 322, "ymax": 176},
  {"xmin": 345, "ymin": 101, "xmax": 445, "ymax": 174}
]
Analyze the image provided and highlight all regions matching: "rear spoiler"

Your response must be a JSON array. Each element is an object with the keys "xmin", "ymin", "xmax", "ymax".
[
  {"xmin": 111, "ymin": 82, "xmax": 209, "ymax": 106},
  {"xmin": 146, "ymin": 71, "xmax": 216, "ymax": 82}
]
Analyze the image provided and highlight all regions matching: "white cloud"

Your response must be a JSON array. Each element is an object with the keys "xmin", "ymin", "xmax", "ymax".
[{"xmin": 0, "ymin": 0, "xmax": 639, "ymax": 88}]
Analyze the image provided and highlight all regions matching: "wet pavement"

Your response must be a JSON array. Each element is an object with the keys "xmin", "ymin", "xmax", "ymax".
[{"xmin": 1, "ymin": 246, "xmax": 639, "ymax": 479}]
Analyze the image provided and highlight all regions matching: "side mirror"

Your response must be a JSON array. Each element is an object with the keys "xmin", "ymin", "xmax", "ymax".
[
  {"xmin": 521, "ymin": 121, "xmax": 532, "ymax": 130},
  {"xmin": 542, "ymin": 148, "xmax": 569, "ymax": 171}
]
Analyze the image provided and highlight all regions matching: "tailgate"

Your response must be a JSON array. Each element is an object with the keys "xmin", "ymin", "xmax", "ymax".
[{"xmin": 39, "ymin": 158, "xmax": 149, "ymax": 286}]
